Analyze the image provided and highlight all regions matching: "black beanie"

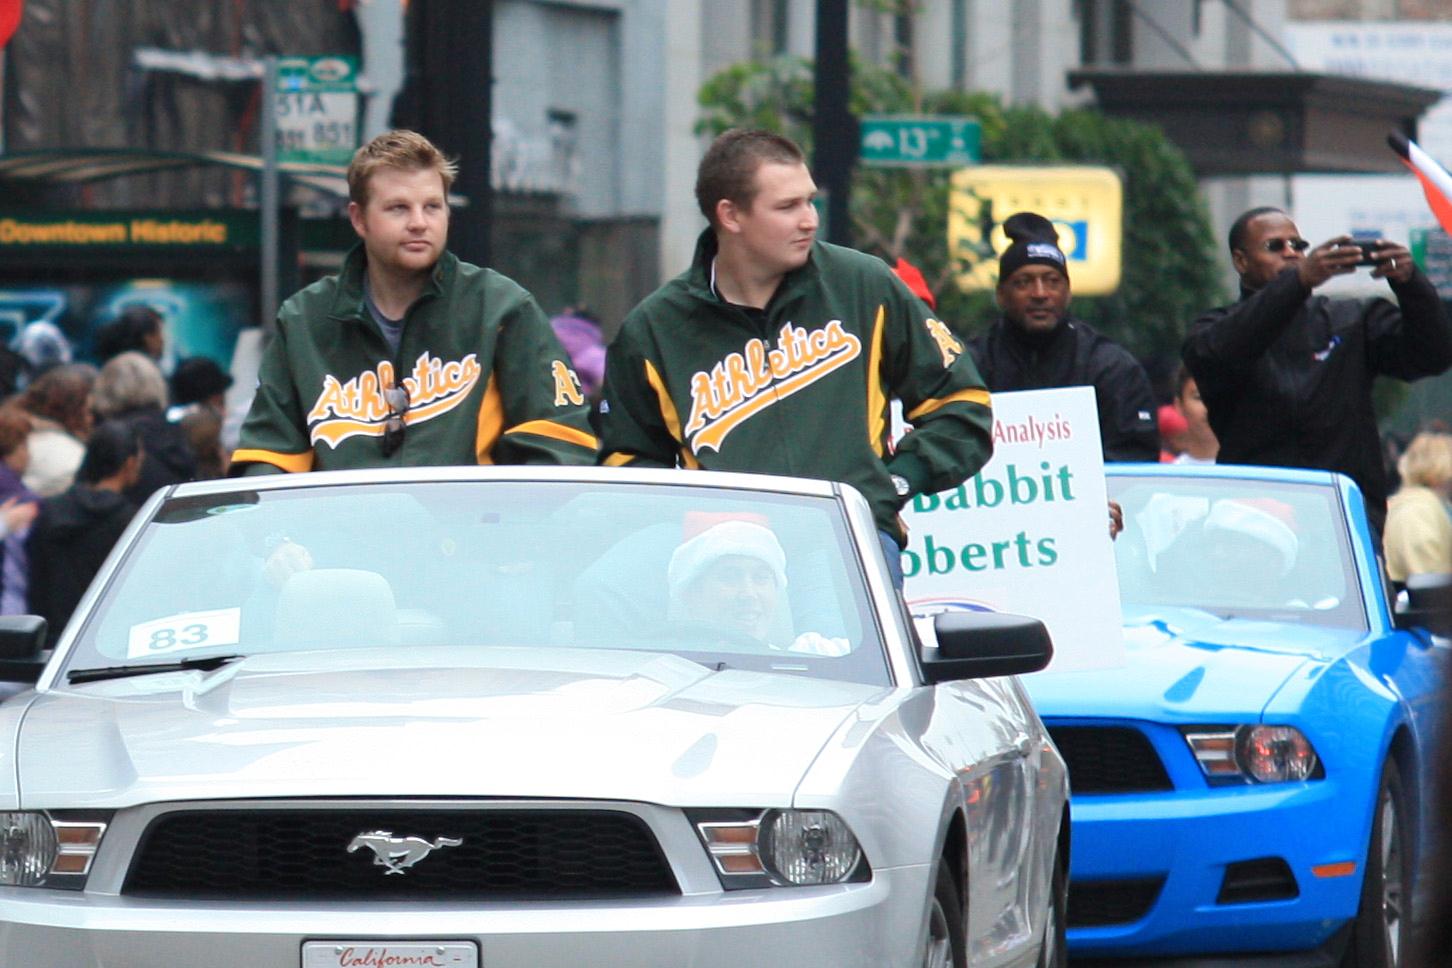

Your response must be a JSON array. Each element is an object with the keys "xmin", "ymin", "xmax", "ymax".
[{"xmin": 997, "ymin": 212, "xmax": 1069, "ymax": 283}]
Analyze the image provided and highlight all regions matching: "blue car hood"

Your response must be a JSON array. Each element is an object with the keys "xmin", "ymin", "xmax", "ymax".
[{"xmin": 1023, "ymin": 605, "xmax": 1370, "ymax": 722}]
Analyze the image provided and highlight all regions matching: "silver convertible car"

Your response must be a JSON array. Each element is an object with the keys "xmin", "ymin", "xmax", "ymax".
[{"xmin": 0, "ymin": 467, "xmax": 1068, "ymax": 968}]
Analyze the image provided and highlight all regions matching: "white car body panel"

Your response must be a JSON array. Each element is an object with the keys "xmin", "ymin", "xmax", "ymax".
[{"xmin": 0, "ymin": 468, "xmax": 1066, "ymax": 968}]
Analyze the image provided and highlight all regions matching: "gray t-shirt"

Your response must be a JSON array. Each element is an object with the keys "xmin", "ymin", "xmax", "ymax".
[{"xmin": 362, "ymin": 276, "xmax": 404, "ymax": 355}]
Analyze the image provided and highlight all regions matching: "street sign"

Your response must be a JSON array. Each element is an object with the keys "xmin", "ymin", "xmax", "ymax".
[
  {"xmin": 274, "ymin": 55, "xmax": 359, "ymax": 166},
  {"xmin": 948, "ymin": 166, "xmax": 1124, "ymax": 296},
  {"xmin": 860, "ymin": 115, "xmax": 981, "ymax": 168},
  {"xmin": 1411, "ymin": 226, "xmax": 1452, "ymax": 291}
]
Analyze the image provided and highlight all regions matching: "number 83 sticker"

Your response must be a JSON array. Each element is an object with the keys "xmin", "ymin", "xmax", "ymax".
[{"xmin": 126, "ymin": 608, "xmax": 242, "ymax": 660}]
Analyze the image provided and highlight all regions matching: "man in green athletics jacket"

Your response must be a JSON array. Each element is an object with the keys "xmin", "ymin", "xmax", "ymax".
[
  {"xmin": 598, "ymin": 129, "xmax": 993, "ymax": 584},
  {"xmin": 233, "ymin": 130, "xmax": 596, "ymax": 474}
]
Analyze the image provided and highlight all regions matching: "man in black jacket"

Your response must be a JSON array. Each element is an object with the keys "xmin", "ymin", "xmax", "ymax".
[
  {"xmin": 27, "ymin": 421, "xmax": 142, "ymax": 646},
  {"xmin": 1183, "ymin": 206, "xmax": 1452, "ymax": 535},
  {"xmin": 968, "ymin": 212, "xmax": 1159, "ymax": 462}
]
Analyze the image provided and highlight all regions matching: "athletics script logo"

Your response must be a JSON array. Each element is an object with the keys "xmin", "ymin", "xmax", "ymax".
[
  {"xmin": 307, "ymin": 353, "xmax": 481, "ymax": 448},
  {"xmin": 683, "ymin": 320, "xmax": 861, "ymax": 453}
]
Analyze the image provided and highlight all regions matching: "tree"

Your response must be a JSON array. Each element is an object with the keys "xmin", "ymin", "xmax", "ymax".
[{"xmin": 696, "ymin": 55, "xmax": 1225, "ymax": 363}]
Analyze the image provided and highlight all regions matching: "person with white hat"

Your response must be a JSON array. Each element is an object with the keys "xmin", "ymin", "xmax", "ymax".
[{"xmin": 666, "ymin": 518, "xmax": 848, "ymax": 656}]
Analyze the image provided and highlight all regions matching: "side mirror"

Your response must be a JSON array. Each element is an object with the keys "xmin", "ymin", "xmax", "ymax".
[
  {"xmin": 0, "ymin": 615, "xmax": 47, "ymax": 684},
  {"xmin": 920, "ymin": 611, "xmax": 1054, "ymax": 683},
  {"xmin": 1395, "ymin": 573, "xmax": 1452, "ymax": 637}
]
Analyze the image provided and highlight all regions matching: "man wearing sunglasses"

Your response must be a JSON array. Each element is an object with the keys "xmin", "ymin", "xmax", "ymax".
[
  {"xmin": 232, "ymin": 130, "xmax": 597, "ymax": 475},
  {"xmin": 1184, "ymin": 206, "xmax": 1452, "ymax": 535}
]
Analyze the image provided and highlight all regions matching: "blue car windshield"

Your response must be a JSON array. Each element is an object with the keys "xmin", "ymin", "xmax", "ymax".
[
  {"xmin": 61, "ymin": 480, "xmax": 891, "ymax": 686},
  {"xmin": 1108, "ymin": 476, "xmax": 1367, "ymax": 631}
]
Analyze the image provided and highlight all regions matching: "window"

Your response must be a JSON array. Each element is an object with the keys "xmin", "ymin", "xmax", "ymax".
[
  {"xmin": 751, "ymin": 0, "xmax": 789, "ymax": 55},
  {"xmin": 1078, "ymin": 0, "xmax": 1133, "ymax": 66}
]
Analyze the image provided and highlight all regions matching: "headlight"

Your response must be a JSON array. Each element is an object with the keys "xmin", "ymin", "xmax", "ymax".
[
  {"xmin": 1240, "ymin": 726, "xmax": 1318, "ymax": 782},
  {"xmin": 690, "ymin": 808, "xmax": 868, "ymax": 889},
  {"xmin": 1182, "ymin": 726, "xmax": 1321, "ymax": 784},
  {"xmin": 0, "ymin": 813, "xmax": 55, "ymax": 886},
  {"xmin": 0, "ymin": 812, "xmax": 107, "ymax": 889},
  {"xmin": 760, "ymin": 809, "xmax": 862, "ymax": 885}
]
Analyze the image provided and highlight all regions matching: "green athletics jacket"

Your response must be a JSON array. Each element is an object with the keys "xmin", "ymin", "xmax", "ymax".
[
  {"xmin": 233, "ymin": 245, "xmax": 597, "ymax": 473},
  {"xmin": 598, "ymin": 232, "xmax": 993, "ymax": 543}
]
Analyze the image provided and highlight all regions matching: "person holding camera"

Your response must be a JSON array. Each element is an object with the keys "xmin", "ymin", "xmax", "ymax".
[{"xmin": 1183, "ymin": 206, "xmax": 1452, "ymax": 535}]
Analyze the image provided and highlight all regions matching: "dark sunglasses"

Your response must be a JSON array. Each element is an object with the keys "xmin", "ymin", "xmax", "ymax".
[
  {"xmin": 1262, "ymin": 237, "xmax": 1310, "ymax": 254},
  {"xmin": 381, "ymin": 384, "xmax": 409, "ymax": 457}
]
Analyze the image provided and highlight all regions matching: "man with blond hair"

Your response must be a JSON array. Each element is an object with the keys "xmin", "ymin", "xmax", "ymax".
[
  {"xmin": 233, "ymin": 129, "xmax": 596, "ymax": 473},
  {"xmin": 597, "ymin": 129, "xmax": 992, "ymax": 585}
]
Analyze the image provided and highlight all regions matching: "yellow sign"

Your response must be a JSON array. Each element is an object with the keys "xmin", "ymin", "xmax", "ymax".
[
  {"xmin": 948, "ymin": 166, "xmax": 1123, "ymax": 296},
  {"xmin": 0, "ymin": 216, "xmax": 236, "ymax": 247}
]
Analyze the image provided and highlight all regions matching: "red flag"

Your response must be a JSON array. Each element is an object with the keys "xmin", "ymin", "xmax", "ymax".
[
  {"xmin": 893, "ymin": 257, "xmax": 936, "ymax": 310},
  {"xmin": 1388, "ymin": 131, "xmax": 1452, "ymax": 236},
  {"xmin": 0, "ymin": 0, "xmax": 21, "ymax": 49}
]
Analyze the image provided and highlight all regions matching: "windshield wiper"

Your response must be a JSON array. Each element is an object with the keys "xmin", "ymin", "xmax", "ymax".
[{"xmin": 66, "ymin": 654, "xmax": 245, "ymax": 684}]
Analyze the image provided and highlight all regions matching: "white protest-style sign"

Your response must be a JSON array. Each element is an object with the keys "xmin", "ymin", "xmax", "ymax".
[
  {"xmin": 127, "ymin": 608, "xmax": 242, "ymax": 660},
  {"xmin": 897, "ymin": 386, "xmax": 1125, "ymax": 672}
]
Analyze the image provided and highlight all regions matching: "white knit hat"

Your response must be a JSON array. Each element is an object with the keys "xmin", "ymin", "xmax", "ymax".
[
  {"xmin": 1204, "ymin": 498, "xmax": 1298, "ymax": 577},
  {"xmin": 667, "ymin": 520, "xmax": 788, "ymax": 597}
]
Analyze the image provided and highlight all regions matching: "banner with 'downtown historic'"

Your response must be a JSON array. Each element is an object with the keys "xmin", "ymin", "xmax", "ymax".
[{"xmin": 899, "ymin": 386, "xmax": 1125, "ymax": 672}]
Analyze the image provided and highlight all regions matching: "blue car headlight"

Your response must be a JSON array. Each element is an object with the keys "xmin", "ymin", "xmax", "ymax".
[{"xmin": 1182, "ymin": 726, "xmax": 1322, "ymax": 783}]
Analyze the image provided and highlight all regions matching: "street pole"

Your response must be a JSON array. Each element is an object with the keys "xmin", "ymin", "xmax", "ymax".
[
  {"xmin": 403, "ymin": 0, "xmax": 492, "ymax": 268},
  {"xmin": 814, "ymin": 0, "xmax": 854, "ymax": 247},
  {"xmin": 260, "ymin": 55, "xmax": 279, "ymax": 329}
]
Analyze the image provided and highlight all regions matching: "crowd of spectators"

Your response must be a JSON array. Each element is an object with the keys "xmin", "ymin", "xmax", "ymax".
[{"xmin": 0, "ymin": 307, "xmax": 237, "ymax": 637}]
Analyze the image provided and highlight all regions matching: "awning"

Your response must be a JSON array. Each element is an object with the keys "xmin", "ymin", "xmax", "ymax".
[
  {"xmin": 0, "ymin": 148, "xmax": 350, "ymax": 197},
  {"xmin": 1068, "ymin": 70, "xmax": 1443, "ymax": 176}
]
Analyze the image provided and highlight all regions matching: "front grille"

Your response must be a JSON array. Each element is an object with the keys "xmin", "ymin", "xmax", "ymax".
[
  {"xmin": 125, "ymin": 808, "xmax": 679, "ymax": 900},
  {"xmin": 1047, "ymin": 726, "xmax": 1174, "ymax": 794},
  {"xmin": 1068, "ymin": 877, "xmax": 1166, "ymax": 927},
  {"xmin": 1217, "ymin": 857, "xmax": 1298, "ymax": 904}
]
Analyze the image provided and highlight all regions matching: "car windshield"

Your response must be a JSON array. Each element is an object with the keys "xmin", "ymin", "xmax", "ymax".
[
  {"xmin": 61, "ymin": 480, "xmax": 891, "ymax": 686},
  {"xmin": 1109, "ymin": 475, "xmax": 1367, "ymax": 630}
]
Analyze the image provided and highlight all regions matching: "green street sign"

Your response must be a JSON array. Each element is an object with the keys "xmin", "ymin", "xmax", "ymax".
[
  {"xmin": 274, "ymin": 56, "xmax": 359, "ymax": 165},
  {"xmin": 860, "ymin": 115, "xmax": 981, "ymax": 168},
  {"xmin": 1411, "ymin": 226, "xmax": 1452, "ymax": 290}
]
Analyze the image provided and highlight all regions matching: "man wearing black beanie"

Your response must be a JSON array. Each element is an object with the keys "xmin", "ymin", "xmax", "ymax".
[{"xmin": 968, "ymin": 212, "xmax": 1159, "ymax": 462}]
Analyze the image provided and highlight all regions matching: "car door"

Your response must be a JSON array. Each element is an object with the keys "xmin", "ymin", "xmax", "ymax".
[{"xmin": 926, "ymin": 674, "xmax": 1044, "ymax": 967}]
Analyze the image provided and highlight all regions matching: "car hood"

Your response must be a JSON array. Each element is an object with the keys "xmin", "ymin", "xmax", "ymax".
[
  {"xmin": 19, "ymin": 647, "xmax": 886, "ymax": 809},
  {"xmin": 1024, "ymin": 605, "xmax": 1369, "ymax": 722}
]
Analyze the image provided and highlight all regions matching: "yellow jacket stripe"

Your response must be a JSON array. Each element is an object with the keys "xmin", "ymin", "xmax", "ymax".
[
  {"xmin": 475, "ymin": 375, "xmax": 505, "ymax": 465},
  {"xmin": 506, "ymin": 419, "xmax": 598, "ymax": 451},
  {"xmin": 906, "ymin": 386, "xmax": 992, "ymax": 422},
  {"xmin": 865, "ymin": 305, "xmax": 888, "ymax": 457},
  {"xmin": 230, "ymin": 448, "xmax": 315, "ymax": 473},
  {"xmin": 647, "ymin": 359, "xmax": 700, "ymax": 469}
]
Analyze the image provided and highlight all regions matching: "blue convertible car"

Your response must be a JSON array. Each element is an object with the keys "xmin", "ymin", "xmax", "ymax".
[{"xmin": 1024, "ymin": 464, "xmax": 1447, "ymax": 966}]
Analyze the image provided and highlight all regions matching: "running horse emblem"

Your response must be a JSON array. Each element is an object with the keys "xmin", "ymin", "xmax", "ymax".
[{"xmin": 347, "ymin": 830, "xmax": 463, "ymax": 875}]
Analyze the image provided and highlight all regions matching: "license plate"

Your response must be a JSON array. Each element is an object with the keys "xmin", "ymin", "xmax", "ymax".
[{"xmin": 302, "ymin": 941, "xmax": 479, "ymax": 968}]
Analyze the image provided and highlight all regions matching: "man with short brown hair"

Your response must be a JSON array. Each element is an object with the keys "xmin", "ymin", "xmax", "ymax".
[
  {"xmin": 598, "ymin": 128, "xmax": 993, "ymax": 585},
  {"xmin": 233, "ymin": 129, "xmax": 595, "ymax": 473}
]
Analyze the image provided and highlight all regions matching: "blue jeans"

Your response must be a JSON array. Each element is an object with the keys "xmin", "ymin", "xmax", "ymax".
[{"xmin": 879, "ymin": 530, "xmax": 905, "ymax": 590}]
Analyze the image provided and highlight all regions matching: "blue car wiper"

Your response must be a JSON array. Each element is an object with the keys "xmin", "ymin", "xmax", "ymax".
[{"xmin": 66, "ymin": 654, "xmax": 245, "ymax": 684}]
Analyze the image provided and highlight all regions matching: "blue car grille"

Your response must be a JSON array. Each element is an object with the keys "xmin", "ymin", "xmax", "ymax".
[
  {"xmin": 1046, "ymin": 726, "xmax": 1173, "ymax": 794},
  {"xmin": 1218, "ymin": 857, "xmax": 1298, "ymax": 904},
  {"xmin": 124, "ymin": 808, "xmax": 681, "ymax": 899},
  {"xmin": 1068, "ymin": 876, "xmax": 1166, "ymax": 927}
]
